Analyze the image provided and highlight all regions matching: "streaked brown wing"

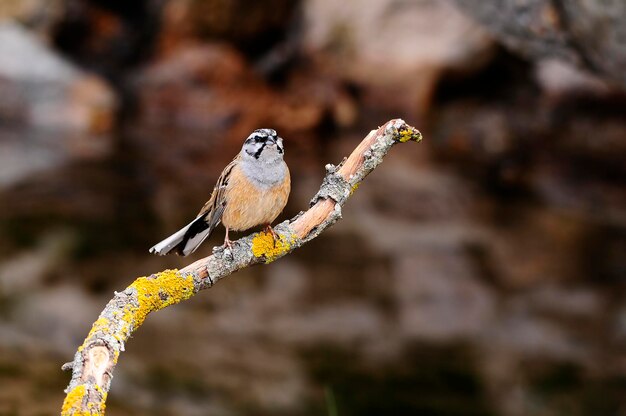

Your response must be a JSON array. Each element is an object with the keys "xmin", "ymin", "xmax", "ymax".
[{"xmin": 197, "ymin": 156, "xmax": 239, "ymax": 233}]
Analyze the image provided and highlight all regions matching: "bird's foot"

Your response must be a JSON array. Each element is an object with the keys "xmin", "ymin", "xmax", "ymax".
[
  {"xmin": 223, "ymin": 237, "xmax": 234, "ymax": 251},
  {"xmin": 221, "ymin": 227, "xmax": 235, "ymax": 255}
]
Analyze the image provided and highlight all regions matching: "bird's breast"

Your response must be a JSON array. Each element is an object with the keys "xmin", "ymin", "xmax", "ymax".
[
  {"xmin": 240, "ymin": 159, "xmax": 287, "ymax": 190},
  {"xmin": 221, "ymin": 164, "xmax": 290, "ymax": 231}
]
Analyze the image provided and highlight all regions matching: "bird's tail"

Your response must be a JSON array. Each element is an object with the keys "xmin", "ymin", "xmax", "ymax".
[{"xmin": 149, "ymin": 215, "xmax": 214, "ymax": 256}]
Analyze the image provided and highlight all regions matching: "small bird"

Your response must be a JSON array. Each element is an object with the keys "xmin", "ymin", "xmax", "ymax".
[{"xmin": 150, "ymin": 128, "xmax": 290, "ymax": 256}]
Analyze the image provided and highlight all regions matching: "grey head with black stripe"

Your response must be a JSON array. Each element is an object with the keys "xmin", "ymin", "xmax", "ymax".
[{"xmin": 240, "ymin": 128, "xmax": 287, "ymax": 189}]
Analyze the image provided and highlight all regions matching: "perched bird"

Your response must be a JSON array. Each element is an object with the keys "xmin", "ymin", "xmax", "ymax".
[{"xmin": 150, "ymin": 129, "xmax": 290, "ymax": 256}]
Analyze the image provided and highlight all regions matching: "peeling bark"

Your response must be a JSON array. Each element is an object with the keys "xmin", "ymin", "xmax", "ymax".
[{"xmin": 61, "ymin": 119, "xmax": 422, "ymax": 415}]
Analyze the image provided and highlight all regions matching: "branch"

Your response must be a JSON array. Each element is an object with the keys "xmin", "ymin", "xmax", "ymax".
[{"xmin": 61, "ymin": 119, "xmax": 422, "ymax": 415}]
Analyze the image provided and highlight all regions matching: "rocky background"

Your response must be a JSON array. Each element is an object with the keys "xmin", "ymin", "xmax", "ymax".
[{"xmin": 1, "ymin": 0, "xmax": 625, "ymax": 415}]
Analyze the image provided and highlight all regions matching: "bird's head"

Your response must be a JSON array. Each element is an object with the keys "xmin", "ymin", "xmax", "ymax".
[{"xmin": 242, "ymin": 128, "xmax": 284, "ymax": 163}]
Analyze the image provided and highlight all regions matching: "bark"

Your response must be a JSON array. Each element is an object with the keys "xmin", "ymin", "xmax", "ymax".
[{"xmin": 60, "ymin": 119, "xmax": 422, "ymax": 415}]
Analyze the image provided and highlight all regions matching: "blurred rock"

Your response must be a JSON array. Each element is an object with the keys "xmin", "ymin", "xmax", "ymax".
[
  {"xmin": 14, "ymin": 284, "xmax": 102, "ymax": 353},
  {"xmin": 367, "ymin": 167, "xmax": 478, "ymax": 222},
  {"xmin": 431, "ymin": 47, "xmax": 626, "ymax": 226},
  {"xmin": 486, "ymin": 209, "xmax": 589, "ymax": 289},
  {"xmin": 0, "ymin": 129, "xmax": 67, "ymax": 188},
  {"xmin": 131, "ymin": 44, "xmax": 271, "ymax": 137},
  {"xmin": 0, "ymin": 127, "xmax": 115, "ymax": 192},
  {"xmin": 305, "ymin": 0, "xmax": 492, "ymax": 79},
  {"xmin": 0, "ymin": 0, "xmax": 63, "ymax": 36},
  {"xmin": 0, "ymin": 0, "xmax": 23, "ymax": 20},
  {"xmin": 303, "ymin": 0, "xmax": 494, "ymax": 115},
  {"xmin": 526, "ymin": 284, "xmax": 602, "ymax": 319},
  {"xmin": 52, "ymin": 0, "xmax": 162, "ymax": 79},
  {"xmin": 535, "ymin": 59, "xmax": 611, "ymax": 96},
  {"xmin": 451, "ymin": 0, "xmax": 626, "ymax": 88},
  {"xmin": 393, "ymin": 248, "xmax": 495, "ymax": 341},
  {"xmin": 160, "ymin": 0, "xmax": 300, "ymax": 58},
  {"xmin": 0, "ymin": 347, "xmax": 68, "ymax": 416},
  {"xmin": 486, "ymin": 310, "xmax": 589, "ymax": 361},
  {"xmin": 132, "ymin": 44, "xmax": 352, "ymax": 139},
  {"xmin": 0, "ymin": 22, "xmax": 117, "ymax": 133},
  {"xmin": 559, "ymin": 0, "xmax": 626, "ymax": 87},
  {"xmin": 0, "ymin": 21, "xmax": 115, "ymax": 194},
  {"xmin": 0, "ymin": 231, "xmax": 74, "ymax": 295}
]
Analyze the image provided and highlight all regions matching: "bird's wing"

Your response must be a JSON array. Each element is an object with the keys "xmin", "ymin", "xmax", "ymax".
[{"xmin": 198, "ymin": 155, "xmax": 239, "ymax": 233}]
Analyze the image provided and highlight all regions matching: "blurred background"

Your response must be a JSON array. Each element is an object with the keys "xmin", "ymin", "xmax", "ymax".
[{"xmin": 1, "ymin": 0, "xmax": 625, "ymax": 415}]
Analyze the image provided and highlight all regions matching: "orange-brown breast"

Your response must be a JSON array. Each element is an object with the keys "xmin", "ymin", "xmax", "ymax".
[{"xmin": 221, "ymin": 164, "xmax": 290, "ymax": 231}]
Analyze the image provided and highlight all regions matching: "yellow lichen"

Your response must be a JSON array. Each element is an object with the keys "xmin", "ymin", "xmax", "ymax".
[
  {"xmin": 87, "ymin": 317, "xmax": 111, "ymax": 338},
  {"xmin": 123, "ymin": 269, "xmax": 194, "ymax": 330},
  {"xmin": 397, "ymin": 127, "xmax": 422, "ymax": 143},
  {"xmin": 251, "ymin": 231, "xmax": 295, "ymax": 263},
  {"xmin": 80, "ymin": 269, "xmax": 194, "ymax": 353},
  {"xmin": 61, "ymin": 384, "xmax": 107, "ymax": 415},
  {"xmin": 93, "ymin": 384, "xmax": 107, "ymax": 400},
  {"xmin": 350, "ymin": 183, "xmax": 360, "ymax": 195},
  {"xmin": 78, "ymin": 317, "xmax": 111, "ymax": 352},
  {"xmin": 61, "ymin": 385, "xmax": 86, "ymax": 415},
  {"xmin": 86, "ymin": 397, "xmax": 106, "ymax": 414}
]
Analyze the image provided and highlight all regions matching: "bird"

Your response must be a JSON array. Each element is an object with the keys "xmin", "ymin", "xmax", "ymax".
[{"xmin": 149, "ymin": 128, "xmax": 290, "ymax": 256}]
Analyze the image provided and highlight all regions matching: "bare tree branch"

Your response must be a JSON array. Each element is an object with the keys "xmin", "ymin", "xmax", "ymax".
[{"xmin": 61, "ymin": 119, "xmax": 422, "ymax": 415}]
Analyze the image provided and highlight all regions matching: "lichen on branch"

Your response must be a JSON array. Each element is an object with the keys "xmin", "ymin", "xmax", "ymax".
[{"xmin": 61, "ymin": 119, "xmax": 422, "ymax": 415}]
